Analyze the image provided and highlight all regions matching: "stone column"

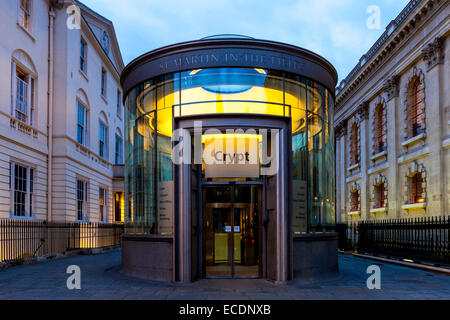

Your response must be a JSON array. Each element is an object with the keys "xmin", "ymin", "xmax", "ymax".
[
  {"xmin": 383, "ymin": 75, "xmax": 400, "ymax": 218},
  {"xmin": 422, "ymin": 37, "xmax": 445, "ymax": 217},
  {"xmin": 357, "ymin": 102, "xmax": 369, "ymax": 221}
]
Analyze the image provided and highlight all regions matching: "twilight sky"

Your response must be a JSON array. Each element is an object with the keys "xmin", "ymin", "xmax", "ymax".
[{"xmin": 81, "ymin": 0, "xmax": 410, "ymax": 82}]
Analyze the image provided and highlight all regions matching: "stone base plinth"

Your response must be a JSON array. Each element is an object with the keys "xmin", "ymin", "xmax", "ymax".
[
  {"xmin": 121, "ymin": 234, "xmax": 173, "ymax": 282},
  {"xmin": 293, "ymin": 233, "xmax": 338, "ymax": 278}
]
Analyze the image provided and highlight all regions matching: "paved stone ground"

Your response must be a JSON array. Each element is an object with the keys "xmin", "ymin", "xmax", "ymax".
[{"xmin": 0, "ymin": 250, "xmax": 449, "ymax": 300}]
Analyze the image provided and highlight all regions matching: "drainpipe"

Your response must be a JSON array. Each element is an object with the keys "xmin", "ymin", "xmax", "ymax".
[{"xmin": 47, "ymin": 7, "xmax": 55, "ymax": 222}]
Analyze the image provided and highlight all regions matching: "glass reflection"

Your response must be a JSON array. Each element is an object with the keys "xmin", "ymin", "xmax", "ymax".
[{"xmin": 124, "ymin": 67, "xmax": 335, "ymax": 235}]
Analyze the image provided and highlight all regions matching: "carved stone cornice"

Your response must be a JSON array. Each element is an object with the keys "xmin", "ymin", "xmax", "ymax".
[
  {"xmin": 422, "ymin": 36, "xmax": 445, "ymax": 70},
  {"xmin": 335, "ymin": 120, "xmax": 347, "ymax": 139},
  {"xmin": 335, "ymin": 0, "xmax": 444, "ymax": 107},
  {"xmin": 357, "ymin": 101, "xmax": 369, "ymax": 121},
  {"xmin": 383, "ymin": 74, "xmax": 400, "ymax": 100}
]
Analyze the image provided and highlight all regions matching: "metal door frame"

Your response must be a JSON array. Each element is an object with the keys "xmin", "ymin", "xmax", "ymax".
[
  {"xmin": 174, "ymin": 114, "xmax": 291, "ymax": 282},
  {"xmin": 201, "ymin": 183, "xmax": 263, "ymax": 279}
]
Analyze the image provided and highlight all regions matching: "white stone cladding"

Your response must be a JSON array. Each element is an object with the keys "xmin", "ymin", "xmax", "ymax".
[{"xmin": 0, "ymin": 0, "xmax": 125, "ymax": 223}]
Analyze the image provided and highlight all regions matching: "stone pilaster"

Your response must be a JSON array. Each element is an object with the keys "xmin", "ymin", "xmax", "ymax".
[
  {"xmin": 383, "ymin": 76, "xmax": 400, "ymax": 218},
  {"xmin": 383, "ymin": 75, "xmax": 400, "ymax": 101},
  {"xmin": 357, "ymin": 101, "xmax": 369, "ymax": 220},
  {"xmin": 423, "ymin": 38, "xmax": 445, "ymax": 217},
  {"xmin": 335, "ymin": 120, "xmax": 347, "ymax": 223}
]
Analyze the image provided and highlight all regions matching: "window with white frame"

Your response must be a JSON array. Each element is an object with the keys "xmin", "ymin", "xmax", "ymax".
[
  {"xmin": 115, "ymin": 134, "xmax": 123, "ymax": 164},
  {"xmin": 116, "ymin": 90, "xmax": 122, "ymax": 116},
  {"xmin": 99, "ymin": 121, "xmax": 108, "ymax": 159},
  {"xmin": 80, "ymin": 38, "xmax": 87, "ymax": 73},
  {"xmin": 18, "ymin": 0, "xmax": 32, "ymax": 32},
  {"xmin": 14, "ymin": 67, "xmax": 35, "ymax": 125},
  {"xmin": 101, "ymin": 68, "xmax": 107, "ymax": 98},
  {"xmin": 10, "ymin": 162, "xmax": 34, "ymax": 218},
  {"xmin": 77, "ymin": 101, "xmax": 88, "ymax": 145},
  {"xmin": 76, "ymin": 179, "xmax": 88, "ymax": 221},
  {"xmin": 99, "ymin": 187, "xmax": 106, "ymax": 222}
]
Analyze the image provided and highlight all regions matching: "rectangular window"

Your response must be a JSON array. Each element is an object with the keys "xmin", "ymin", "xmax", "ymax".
[
  {"xmin": 374, "ymin": 106, "xmax": 386, "ymax": 154},
  {"xmin": 19, "ymin": 0, "xmax": 31, "ymax": 31},
  {"xmin": 350, "ymin": 124, "xmax": 360, "ymax": 165},
  {"xmin": 408, "ymin": 78, "xmax": 425, "ymax": 139},
  {"xmin": 351, "ymin": 191, "xmax": 359, "ymax": 212},
  {"xmin": 77, "ymin": 102, "xmax": 88, "ymax": 145},
  {"xmin": 116, "ymin": 90, "xmax": 121, "ymax": 116},
  {"xmin": 11, "ymin": 163, "xmax": 34, "ymax": 218},
  {"xmin": 114, "ymin": 192, "xmax": 123, "ymax": 222},
  {"xmin": 16, "ymin": 72, "xmax": 28, "ymax": 123},
  {"xmin": 99, "ymin": 187, "xmax": 106, "ymax": 222},
  {"xmin": 115, "ymin": 134, "xmax": 123, "ymax": 164},
  {"xmin": 77, "ymin": 179, "xmax": 87, "ymax": 221},
  {"xmin": 375, "ymin": 184, "xmax": 385, "ymax": 208},
  {"xmin": 80, "ymin": 38, "xmax": 87, "ymax": 73},
  {"xmin": 101, "ymin": 69, "xmax": 107, "ymax": 97},
  {"xmin": 411, "ymin": 88, "xmax": 424, "ymax": 137},
  {"xmin": 13, "ymin": 67, "xmax": 34, "ymax": 125},
  {"xmin": 99, "ymin": 122, "xmax": 107, "ymax": 159},
  {"xmin": 410, "ymin": 173, "xmax": 424, "ymax": 204}
]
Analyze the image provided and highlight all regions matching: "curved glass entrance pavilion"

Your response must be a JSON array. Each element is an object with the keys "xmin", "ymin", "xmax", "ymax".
[{"xmin": 121, "ymin": 37, "xmax": 338, "ymax": 282}]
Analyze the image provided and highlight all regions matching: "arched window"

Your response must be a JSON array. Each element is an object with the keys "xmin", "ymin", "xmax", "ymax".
[
  {"xmin": 373, "ymin": 104, "xmax": 386, "ymax": 154},
  {"xmin": 350, "ymin": 123, "xmax": 359, "ymax": 165},
  {"xmin": 11, "ymin": 50, "xmax": 37, "ymax": 126},
  {"xmin": 407, "ymin": 76, "xmax": 424, "ymax": 139}
]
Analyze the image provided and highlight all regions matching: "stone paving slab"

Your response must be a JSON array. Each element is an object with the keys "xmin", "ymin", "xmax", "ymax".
[{"xmin": 0, "ymin": 250, "xmax": 449, "ymax": 300}]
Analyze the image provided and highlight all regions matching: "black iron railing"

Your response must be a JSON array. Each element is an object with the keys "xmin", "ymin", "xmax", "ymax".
[
  {"xmin": 337, "ymin": 217, "xmax": 450, "ymax": 264},
  {"xmin": 0, "ymin": 220, "xmax": 124, "ymax": 263}
]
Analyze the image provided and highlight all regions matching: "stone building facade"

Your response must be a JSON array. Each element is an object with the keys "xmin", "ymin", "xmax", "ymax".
[
  {"xmin": 0, "ymin": 0, "xmax": 125, "ymax": 223},
  {"xmin": 335, "ymin": 0, "xmax": 449, "ymax": 223}
]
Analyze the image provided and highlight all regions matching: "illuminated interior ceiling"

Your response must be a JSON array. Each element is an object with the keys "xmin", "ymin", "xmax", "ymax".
[
  {"xmin": 136, "ymin": 69, "xmax": 324, "ymax": 138},
  {"xmin": 202, "ymin": 133, "xmax": 263, "ymax": 144}
]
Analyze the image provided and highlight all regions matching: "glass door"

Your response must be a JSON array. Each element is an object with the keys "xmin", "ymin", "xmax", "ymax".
[
  {"xmin": 203, "ymin": 186, "xmax": 233, "ymax": 277},
  {"xmin": 203, "ymin": 185, "xmax": 261, "ymax": 278},
  {"xmin": 233, "ymin": 186, "xmax": 261, "ymax": 278}
]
